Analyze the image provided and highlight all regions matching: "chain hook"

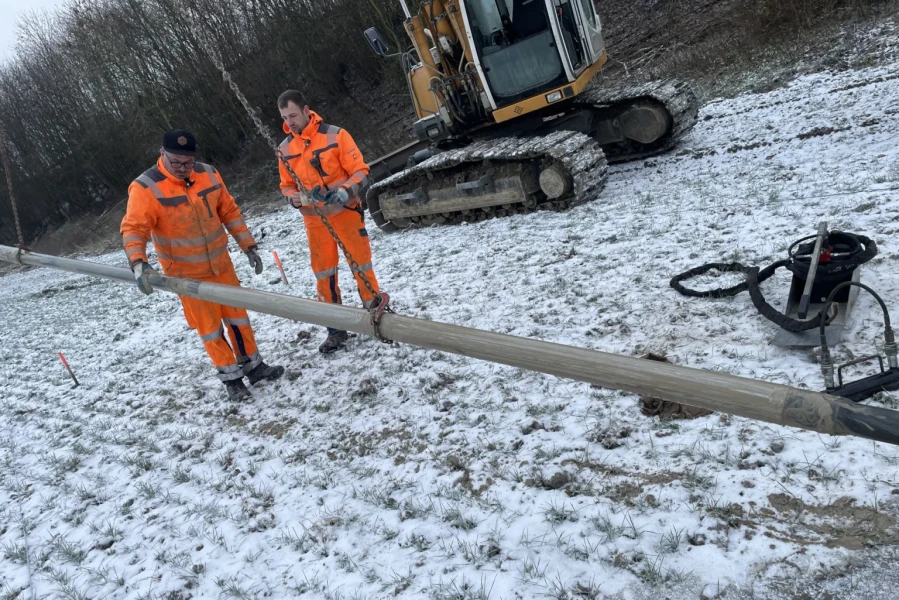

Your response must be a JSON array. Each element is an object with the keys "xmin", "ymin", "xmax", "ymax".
[{"xmin": 368, "ymin": 292, "xmax": 394, "ymax": 344}]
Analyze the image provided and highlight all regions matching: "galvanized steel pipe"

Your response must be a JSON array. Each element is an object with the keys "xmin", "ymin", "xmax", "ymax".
[{"xmin": 3, "ymin": 244, "xmax": 899, "ymax": 446}]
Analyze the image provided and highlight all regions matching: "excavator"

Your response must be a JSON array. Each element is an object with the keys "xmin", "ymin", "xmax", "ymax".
[{"xmin": 363, "ymin": 0, "xmax": 698, "ymax": 232}]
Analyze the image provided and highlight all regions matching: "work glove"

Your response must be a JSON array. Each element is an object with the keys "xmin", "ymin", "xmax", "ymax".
[
  {"xmin": 324, "ymin": 187, "xmax": 350, "ymax": 206},
  {"xmin": 310, "ymin": 185, "xmax": 328, "ymax": 204},
  {"xmin": 246, "ymin": 245, "xmax": 263, "ymax": 275},
  {"xmin": 132, "ymin": 261, "xmax": 158, "ymax": 295},
  {"xmin": 287, "ymin": 192, "xmax": 311, "ymax": 208}
]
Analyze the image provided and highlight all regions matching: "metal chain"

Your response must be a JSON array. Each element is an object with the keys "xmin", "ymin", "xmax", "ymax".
[
  {"xmin": 0, "ymin": 124, "xmax": 26, "ymax": 249},
  {"xmin": 195, "ymin": 31, "xmax": 383, "ymax": 304}
]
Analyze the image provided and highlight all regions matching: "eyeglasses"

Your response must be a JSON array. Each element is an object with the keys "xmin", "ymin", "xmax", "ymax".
[{"xmin": 164, "ymin": 152, "xmax": 196, "ymax": 169}]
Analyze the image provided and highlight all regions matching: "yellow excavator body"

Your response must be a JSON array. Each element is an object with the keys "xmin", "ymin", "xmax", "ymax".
[{"xmin": 363, "ymin": 1, "xmax": 697, "ymax": 231}]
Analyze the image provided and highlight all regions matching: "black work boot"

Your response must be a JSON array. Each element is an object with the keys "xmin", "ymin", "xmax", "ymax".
[
  {"xmin": 224, "ymin": 378, "xmax": 252, "ymax": 402},
  {"xmin": 319, "ymin": 329, "xmax": 349, "ymax": 354},
  {"xmin": 246, "ymin": 361, "xmax": 285, "ymax": 384}
]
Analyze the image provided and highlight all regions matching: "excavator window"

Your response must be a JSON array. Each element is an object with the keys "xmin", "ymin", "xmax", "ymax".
[
  {"xmin": 555, "ymin": 0, "xmax": 584, "ymax": 70},
  {"xmin": 577, "ymin": 0, "xmax": 597, "ymax": 27},
  {"xmin": 465, "ymin": 0, "xmax": 568, "ymax": 102}
]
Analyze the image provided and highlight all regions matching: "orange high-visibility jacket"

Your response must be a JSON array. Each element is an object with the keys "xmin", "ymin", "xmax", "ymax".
[
  {"xmin": 121, "ymin": 158, "xmax": 256, "ymax": 279},
  {"xmin": 278, "ymin": 111, "xmax": 370, "ymax": 217}
]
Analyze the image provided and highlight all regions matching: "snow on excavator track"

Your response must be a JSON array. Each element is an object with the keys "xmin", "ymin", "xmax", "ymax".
[
  {"xmin": 579, "ymin": 78, "xmax": 699, "ymax": 163},
  {"xmin": 368, "ymin": 131, "xmax": 607, "ymax": 232},
  {"xmin": 367, "ymin": 80, "xmax": 697, "ymax": 232}
]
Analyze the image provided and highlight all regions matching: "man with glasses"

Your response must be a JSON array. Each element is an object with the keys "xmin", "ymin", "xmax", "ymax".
[{"xmin": 121, "ymin": 129, "xmax": 284, "ymax": 401}]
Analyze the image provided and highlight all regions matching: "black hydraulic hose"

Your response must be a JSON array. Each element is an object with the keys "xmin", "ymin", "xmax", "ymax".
[
  {"xmin": 669, "ymin": 259, "xmax": 833, "ymax": 330},
  {"xmin": 670, "ymin": 260, "xmax": 787, "ymax": 298},
  {"xmin": 744, "ymin": 264, "xmax": 835, "ymax": 332},
  {"xmin": 789, "ymin": 231, "xmax": 862, "ymax": 263},
  {"xmin": 670, "ymin": 232, "xmax": 878, "ymax": 332},
  {"xmin": 819, "ymin": 281, "xmax": 893, "ymax": 352}
]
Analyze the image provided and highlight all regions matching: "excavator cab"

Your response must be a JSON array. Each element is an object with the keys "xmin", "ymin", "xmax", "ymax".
[
  {"xmin": 468, "ymin": 0, "xmax": 603, "ymax": 104},
  {"xmin": 366, "ymin": 1, "xmax": 608, "ymax": 140}
]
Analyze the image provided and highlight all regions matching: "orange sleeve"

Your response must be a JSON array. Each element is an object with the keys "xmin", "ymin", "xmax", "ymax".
[
  {"xmin": 214, "ymin": 171, "xmax": 255, "ymax": 252},
  {"xmin": 279, "ymin": 158, "xmax": 300, "ymax": 197},
  {"xmin": 120, "ymin": 183, "xmax": 157, "ymax": 266},
  {"xmin": 336, "ymin": 129, "xmax": 369, "ymax": 198}
]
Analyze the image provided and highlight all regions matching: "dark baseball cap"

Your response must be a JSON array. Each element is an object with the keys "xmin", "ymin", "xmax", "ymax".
[{"xmin": 162, "ymin": 129, "xmax": 198, "ymax": 156}]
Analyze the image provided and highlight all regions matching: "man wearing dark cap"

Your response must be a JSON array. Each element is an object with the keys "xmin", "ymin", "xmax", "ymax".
[{"xmin": 121, "ymin": 129, "xmax": 284, "ymax": 401}]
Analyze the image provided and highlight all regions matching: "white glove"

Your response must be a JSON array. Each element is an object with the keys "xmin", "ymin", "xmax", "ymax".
[{"xmin": 132, "ymin": 261, "xmax": 158, "ymax": 295}]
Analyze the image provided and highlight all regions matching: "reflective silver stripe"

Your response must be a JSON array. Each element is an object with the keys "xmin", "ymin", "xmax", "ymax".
[
  {"xmin": 351, "ymin": 262, "xmax": 372, "ymax": 274},
  {"xmin": 325, "ymin": 171, "xmax": 367, "ymax": 200},
  {"xmin": 330, "ymin": 176, "xmax": 351, "ymax": 189},
  {"xmin": 136, "ymin": 176, "xmax": 165, "ymax": 200},
  {"xmin": 153, "ymin": 229, "xmax": 225, "ymax": 248},
  {"xmin": 279, "ymin": 137, "xmax": 291, "ymax": 150},
  {"xmin": 224, "ymin": 317, "xmax": 250, "ymax": 327},
  {"xmin": 193, "ymin": 162, "xmax": 214, "ymax": 175},
  {"xmin": 314, "ymin": 266, "xmax": 338, "ymax": 280},
  {"xmin": 125, "ymin": 247, "xmax": 144, "ymax": 259},
  {"xmin": 123, "ymin": 234, "xmax": 146, "ymax": 245},
  {"xmin": 240, "ymin": 352, "xmax": 262, "ymax": 374},
  {"xmin": 216, "ymin": 362, "xmax": 244, "ymax": 381},
  {"xmin": 282, "ymin": 187, "xmax": 299, "ymax": 196},
  {"xmin": 156, "ymin": 244, "xmax": 228, "ymax": 264},
  {"xmin": 345, "ymin": 173, "xmax": 369, "ymax": 197},
  {"xmin": 318, "ymin": 123, "xmax": 340, "ymax": 146},
  {"xmin": 136, "ymin": 174, "xmax": 158, "ymax": 188},
  {"xmin": 200, "ymin": 326, "xmax": 224, "ymax": 342},
  {"xmin": 233, "ymin": 231, "xmax": 253, "ymax": 243},
  {"xmin": 224, "ymin": 218, "xmax": 246, "ymax": 230},
  {"xmin": 136, "ymin": 171, "xmax": 190, "ymax": 207},
  {"xmin": 138, "ymin": 167, "xmax": 166, "ymax": 183}
]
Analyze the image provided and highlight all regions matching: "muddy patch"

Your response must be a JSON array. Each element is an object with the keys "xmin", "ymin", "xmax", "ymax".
[
  {"xmin": 765, "ymin": 493, "xmax": 899, "ymax": 549},
  {"xmin": 257, "ymin": 419, "xmax": 295, "ymax": 439},
  {"xmin": 795, "ymin": 125, "xmax": 851, "ymax": 140}
]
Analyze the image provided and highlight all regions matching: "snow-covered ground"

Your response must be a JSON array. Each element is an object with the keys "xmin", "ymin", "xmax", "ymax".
[{"xmin": 3, "ymin": 46, "xmax": 899, "ymax": 600}]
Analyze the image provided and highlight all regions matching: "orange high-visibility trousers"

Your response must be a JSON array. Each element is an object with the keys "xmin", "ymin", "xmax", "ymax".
[
  {"xmin": 179, "ymin": 269, "xmax": 261, "ymax": 381},
  {"xmin": 304, "ymin": 206, "xmax": 379, "ymax": 307}
]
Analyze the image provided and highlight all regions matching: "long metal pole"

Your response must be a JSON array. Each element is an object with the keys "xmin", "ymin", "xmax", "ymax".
[{"xmin": 3, "ymin": 244, "xmax": 898, "ymax": 446}]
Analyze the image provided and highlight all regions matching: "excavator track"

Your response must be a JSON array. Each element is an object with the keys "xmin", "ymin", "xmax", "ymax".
[
  {"xmin": 578, "ymin": 78, "xmax": 699, "ymax": 163},
  {"xmin": 368, "ymin": 130, "xmax": 607, "ymax": 232},
  {"xmin": 367, "ymin": 80, "xmax": 698, "ymax": 232}
]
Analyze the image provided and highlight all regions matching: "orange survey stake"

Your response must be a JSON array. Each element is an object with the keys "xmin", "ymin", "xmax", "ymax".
[
  {"xmin": 272, "ymin": 251, "xmax": 289, "ymax": 285},
  {"xmin": 58, "ymin": 352, "xmax": 80, "ymax": 387}
]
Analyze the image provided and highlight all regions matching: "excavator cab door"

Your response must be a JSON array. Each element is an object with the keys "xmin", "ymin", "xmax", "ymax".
[
  {"xmin": 573, "ymin": 0, "xmax": 605, "ymax": 62},
  {"xmin": 550, "ymin": 0, "xmax": 586, "ymax": 76}
]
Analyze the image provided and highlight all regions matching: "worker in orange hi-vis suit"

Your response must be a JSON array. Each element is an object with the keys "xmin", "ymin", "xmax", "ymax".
[
  {"xmin": 121, "ymin": 129, "xmax": 284, "ymax": 401},
  {"xmin": 276, "ymin": 89, "xmax": 381, "ymax": 354}
]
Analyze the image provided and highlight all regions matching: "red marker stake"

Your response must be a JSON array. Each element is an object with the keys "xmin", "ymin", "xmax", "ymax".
[
  {"xmin": 272, "ymin": 251, "xmax": 289, "ymax": 285},
  {"xmin": 58, "ymin": 352, "xmax": 80, "ymax": 387}
]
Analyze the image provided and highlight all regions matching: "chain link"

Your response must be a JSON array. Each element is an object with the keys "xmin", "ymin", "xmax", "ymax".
[
  {"xmin": 0, "ymin": 124, "xmax": 26, "ymax": 248},
  {"xmin": 195, "ymin": 28, "xmax": 382, "ymax": 303}
]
